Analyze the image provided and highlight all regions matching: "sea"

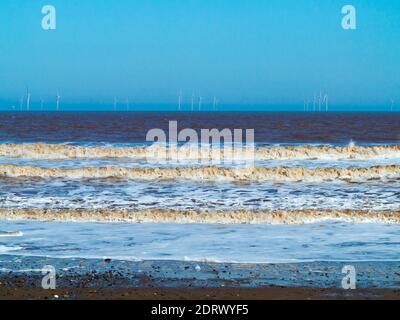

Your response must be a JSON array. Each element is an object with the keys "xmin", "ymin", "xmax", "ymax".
[{"xmin": 0, "ymin": 112, "xmax": 399, "ymax": 265}]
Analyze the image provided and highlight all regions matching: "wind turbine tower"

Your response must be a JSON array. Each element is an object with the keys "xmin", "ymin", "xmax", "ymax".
[
  {"xmin": 26, "ymin": 88, "xmax": 31, "ymax": 112},
  {"xmin": 313, "ymin": 94, "xmax": 316, "ymax": 112},
  {"xmin": 198, "ymin": 95, "xmax": 202, "ymax": 112},
  {"xmin": 191, "ymin": 93, "xmax": 194, "ymax": 112},
  {"xmin": 56, "ymin": 92, "xmax": 61, "ymax": 111},
  {"xmin": 126, "ymin": 98, "xmax": 130, "ymax": 111},
  {"xmin": 318, "ymin": 92, "xmax": 322, "ymax": 112},
  {"xmin": 178, "ymin": 91, "xmax": 182, "ymax": 111},
  {"xmin": 113, "ymin": 97, "xmax": 118, "ymax": 112},
  {"xmin": 323, "ymin": 94, "xmax": 329, "ymax": 112}
]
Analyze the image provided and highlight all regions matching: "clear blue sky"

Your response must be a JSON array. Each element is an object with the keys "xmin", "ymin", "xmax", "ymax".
[{"xmin": 0, "ymin": 0, "xmax": 399, "ymax": 111}]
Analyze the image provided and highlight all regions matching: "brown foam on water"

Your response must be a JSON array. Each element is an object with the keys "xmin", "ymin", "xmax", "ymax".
[
  {"xmin": 0, "ymin": 208, "xmax": 399, "ymax": 224},
  {"xmin": 0, "ymin": 164, "xmax": 399, "ymax": 182},
  {"xmin": 255, "ymin": 144, "xmax": 400, "ymax": 160},
  {"xmin": 0, "ymin": 143, "xmax": 399, "ymax": 160}
]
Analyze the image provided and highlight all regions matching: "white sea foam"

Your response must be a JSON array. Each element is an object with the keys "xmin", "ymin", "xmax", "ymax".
[
  {"xmin": 0, "ymin": 231, "xmax": 23, "ymax": 237},
  {"xmin": 0, "ymin": 245, "xmax": 23, "ymax": 253},
  {"xmin": 0, "ymin": 164, "xmax": 399, "ymax": 182},
  {"xmin": 0, "ymin": 143, "xmax": 399, "ymax": 161},
  {"xmin": 0, "ymin": 178, "xmax": 398, "ymax": 212},
  {"xmin": 0, "ymin": 208, "xmax": 399, "ymax": 224}
]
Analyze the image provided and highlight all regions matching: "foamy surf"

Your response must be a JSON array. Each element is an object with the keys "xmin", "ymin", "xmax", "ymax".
[
  {"xmin": 0, "ymin": 231, "xmax": 23, "ymax": 237},
  {"xmin": 0, "ymin": 245, "xmax": 23, "ymax": 253},
  {"xmin": 0, "ymin": 143, "xmax": 399, "ymax": 161},
  {"xmin": 0, "ymin": 208, "xmax": 399, "ymax": 224},
  {"xmin": 0, "ymin": 164, "xmax": 399, "ymax": 182}
]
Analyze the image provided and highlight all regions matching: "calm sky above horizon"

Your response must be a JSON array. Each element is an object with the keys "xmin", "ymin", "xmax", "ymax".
[{"xmin": 0, "ymin": 0, "xmax": 399, "ymax": 111}]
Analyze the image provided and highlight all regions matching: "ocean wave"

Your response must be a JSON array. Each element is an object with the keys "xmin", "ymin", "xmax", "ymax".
[
  {"xmin": 1, "ymin": 208, "xmax": 399, "ymax": 224},
  {"xmin": 0, "ymin": 164, "xmax": 399, "ymax": 182},
  {"xmin": 0, "ymin": 245, "xmax": 23, "ymax": 253},
  {"xmin": 0, "ymin": 231, "xmax": 23, "ymax": 237},
  {"xmin": 0, "ymin": 143, "xmax": 399, "ymax": 160}
]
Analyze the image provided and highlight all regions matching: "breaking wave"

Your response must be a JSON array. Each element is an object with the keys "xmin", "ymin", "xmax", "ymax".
[
  {"xmin": 0, "ymin": 231, "xmax": 23, "ymax": 237},
  {"xmin": 0, "ymin": 164, "xmax": 399, "ymax": 182},
  {"xmin": 0, "ymin": 143, "xmax": 399, "ymax": 161},
  {"xmin": 1, "ymin": 208, "xmax": 399, "ymax": 224}
]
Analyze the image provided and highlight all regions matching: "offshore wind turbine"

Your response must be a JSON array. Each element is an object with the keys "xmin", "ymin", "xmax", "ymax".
[
  {"xmin": 313, "ymin": 94, "xmax": 316, "ymax": 112},
  {"xmin": 178, "ymin": 90, "xmax": 182, "ymax": 111},
  {"xmin": 113, "ymin": 97, "xmax": 118, "ymax": 112},
  {"xmin": 26, "ymin": 87, "xmax": 31, "ymax": 112},
  {"xmin": 198, "ymin": 95, "xmax": 202, "ymax": 112},
  {"xmin": 318, "ymin": 92, "xmax": 322, "ymax": 112},
  {"xmin": 56, "ymin": 92, "xmax": 61, "ymax": 111},
  {"xmin": 126, "ymin": 98, "xmax": 130, "ymax": 111},
  {"xmin": 391, "ymin": 99, "xmax": 394, "ymax": 112},
  {"xmin": 213, "ymin": 96, "xmax": 217, "ymax": 111},
  {"xmin": 40, "ymin": 99, "xmax": 44, "ymax": 112},
  {"xmin": 191, "ymin": 92, "xmax": 195, "ymax": 112},
  {"xmin": 323, "ymin": 94, "xmax": 329, "ymax": 112}
]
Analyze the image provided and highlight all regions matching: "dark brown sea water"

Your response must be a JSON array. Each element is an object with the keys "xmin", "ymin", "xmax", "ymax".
[{"xmin": 0, "ymin": 112, "xmax": 399, "ymax": 145}]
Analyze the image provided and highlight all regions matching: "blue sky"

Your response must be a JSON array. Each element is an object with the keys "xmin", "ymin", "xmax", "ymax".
[{"xmin": 0, "ymin": 0, "xmax": 399, "ymax": 111}]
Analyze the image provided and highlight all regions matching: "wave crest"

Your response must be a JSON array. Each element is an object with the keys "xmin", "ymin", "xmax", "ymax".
[
  {"xmin": 1, "ymin": 208, "xmax": 399, "ymax": 224},
  {"xmin": 0, "ymin": 143, "xmax": 399, "ymax": 160},
  {"xmin": 0, "ymin": 164, "xmax": 399, "ymax": 182}
]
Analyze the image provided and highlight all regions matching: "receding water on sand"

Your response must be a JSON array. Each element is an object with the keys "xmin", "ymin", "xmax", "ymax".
[{"xmin": 1, "ymin": 220, "xmax": 400, "ymax": 264}]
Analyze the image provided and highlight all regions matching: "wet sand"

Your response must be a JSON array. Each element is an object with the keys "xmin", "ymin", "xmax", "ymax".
[
  {"xmin": 0, "ymin": 255, "xmax": 399, "ymax": 300},
  {"xmin": 1, "ymin": 283, "xmax": 399, "ymax": 300}
]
